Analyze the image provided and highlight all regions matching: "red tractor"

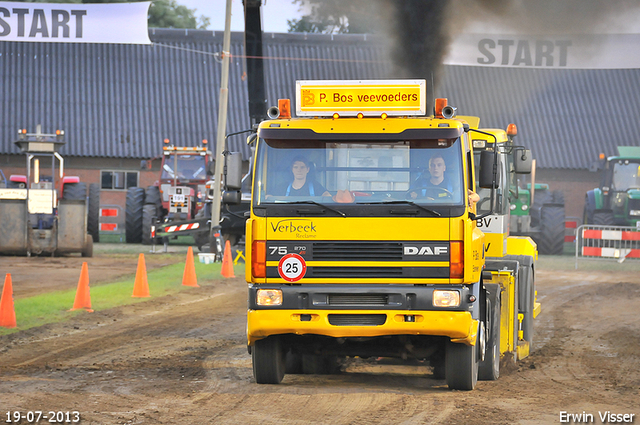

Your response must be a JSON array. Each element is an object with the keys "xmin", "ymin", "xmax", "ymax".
[{"xmin": 125, "ymin": 138, "xmax": 213, "ymax": 246}]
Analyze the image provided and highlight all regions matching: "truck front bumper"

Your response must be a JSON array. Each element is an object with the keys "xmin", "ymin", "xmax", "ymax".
[{"xmin": 247, "ymin": 309, "xmax": 478, "ymax": 346}]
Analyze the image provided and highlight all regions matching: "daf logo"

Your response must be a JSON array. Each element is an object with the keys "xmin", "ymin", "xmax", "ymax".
[{"xmin": 404, "ymin": 246, "xmax": 448, "ymax": 256}]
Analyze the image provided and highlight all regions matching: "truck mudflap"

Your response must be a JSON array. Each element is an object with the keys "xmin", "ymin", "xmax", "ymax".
[{"xmin": 247, "ymin": 309, "xmax": 478, "ymax": 346}]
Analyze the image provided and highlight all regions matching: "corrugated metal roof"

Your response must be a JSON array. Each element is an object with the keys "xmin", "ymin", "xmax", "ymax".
[{"xmin": 1, "ymin": 29, "xmax": 639, "ymax": 169}]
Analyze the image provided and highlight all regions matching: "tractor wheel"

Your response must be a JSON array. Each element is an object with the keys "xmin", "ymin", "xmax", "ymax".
[
  {"xmin": 583, "ymin": 201, "xmax": 594, "ymax": 225},
  {"xmin": 141, "ymin": 204, "xmax": 156, "ymax": 245},
  {"xmin": 87, "ymin": 183, "xmax": 100, "ymax": 243},
  {"xmin": 63, "ymin": 182, "xmax": 87, "ymax": 201},
  {"xmin": 145, "ymin": 185, "xmax": 162, "ymax": 208},
  {"xmin": 252, "ymin": 336, "xmax": 286, "ymax": 384},
  {"xmin": 538, "ymin": 205, "xmax": 565, "ymax": 255},
  {"xmin": 593, "ymin": 211, "xmax": 614, "ymax": 225},
  {"xmin": 551, "ymin": 190, "xmax": 565, "ymax": 204},
  {"xmin": 125, "ymin": 187, "xmax": 145, "ymax": 243},
  {"xmin": 82, "ymin": 234, "xmax": 94, "ymax": 258},
  {"xmin": 479, "ymin": 284, "xmax": 501, "ymax": 381},
  {"xmin": 445, "ymin": 339, "xmax": 478, "ymax": 391},
  {"xmin": 530, "ymin": 190, "xmax": 551, "ymax": 228}
]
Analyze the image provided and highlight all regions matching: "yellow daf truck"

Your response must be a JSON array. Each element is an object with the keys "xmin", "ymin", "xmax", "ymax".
[{"xmin": 239, "ymin": 80, "xmax": 538, "ymax": 390}]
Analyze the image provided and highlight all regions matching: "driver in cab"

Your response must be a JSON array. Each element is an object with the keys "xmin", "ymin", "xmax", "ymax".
[{"xmin": 408, "ymin": 154, "xmax": 453, "ymax": 199}]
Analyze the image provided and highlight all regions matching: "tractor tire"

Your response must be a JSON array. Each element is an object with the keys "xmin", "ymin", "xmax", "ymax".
[
  {"xmin": 583, "ymin": 202, "xmax": 594, "ymax": 225},
  {"xmin": 538, "ymin": 205, "xmax": 565, "ymax": 255},
  {"xmin": 87, "ymin": 183, "xmax": 100, "ymax": 243},
  {"xmin": 141, "ymin": 204, "xmax": 156, "ymax": 245},
  {"xmin": 252, "ymin": 336, "xmax": 286, "ymax": 384},
  {"xmin": 63, "ymin": 182, "xmax": 87, "ymax": 201},
  {"xmin": 445, "ymin": 339, "xmax": 478, "ymax": 391},
  {"xmin": 593, "ymin": 211, "xmax": 615, "ymax": 225},
  {"xmin": 82, "ymin": 234, "xmax": 94, "ymax": 258},
  {"xmin": 530, "ymin": 190, "xmax": 551, "ymax": 228},
  {"xmin": 479, "ymin": 284, "xmax": 501, "ymax": 381},
  {"xmin": 551, "ymin": 190, "xmax": 565, "ymax": 204},
  {"xmin": 125, "ymin": 187, "xmax": 145, "ymax": 243},
  {"xmin": 145, "ymin": 186, "xmax": 162, "ymax": 208}
]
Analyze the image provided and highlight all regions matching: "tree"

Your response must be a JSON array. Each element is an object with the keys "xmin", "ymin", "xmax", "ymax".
[
  {"xmin": 287, "ymin": 0, "xmax": 384, "ymax": 34},
  {"xmin": 9, "ymin": 0, "xmax": 210, "ymax": 29}
]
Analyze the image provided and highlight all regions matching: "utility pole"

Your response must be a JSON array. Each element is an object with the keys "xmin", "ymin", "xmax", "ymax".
[{"xmin": 210, "ymin": 0, "xmax": 233, "ymax": 256}]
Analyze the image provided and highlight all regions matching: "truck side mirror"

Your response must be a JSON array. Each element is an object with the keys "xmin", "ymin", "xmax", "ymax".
[
  {"xmin": 247, "ymin": 133, "xmax": 258, "ymax": 146},
  {"xmin": 514, "ymin": 148, "xmax": 532, "ymax": 174},
  {"xmin": 479, "ymin": 150, "xmax": 497, "ymax": 188},
  {"xmin": 207, "ymin": 161, "xmax": 215, "ymax": 175},
  {"xmin": 225, "ymin": 152, "xmax": 243, "ymax": 191},
  {"xmin": 222, "ymin": 190, "xmax": 241, "ymax": 205}
]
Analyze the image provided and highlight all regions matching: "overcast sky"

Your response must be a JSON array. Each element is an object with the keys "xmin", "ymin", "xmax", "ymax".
[{"xmin": 177, "ymin": 0, "xmax": 303, "ymax": 33}]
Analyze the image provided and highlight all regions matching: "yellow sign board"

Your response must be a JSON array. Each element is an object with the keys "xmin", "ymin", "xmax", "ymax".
[{"xmin": 296, "ymin": 80, "xmax": 426, "ymax": 117}]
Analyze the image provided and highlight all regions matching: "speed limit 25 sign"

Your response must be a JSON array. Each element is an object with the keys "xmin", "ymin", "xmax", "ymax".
[{"xmin": 277, "ymin": 253, "xmax": 307, "ymax": 282}]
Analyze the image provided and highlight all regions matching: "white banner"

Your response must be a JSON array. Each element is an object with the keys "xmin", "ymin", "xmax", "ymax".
[
  {"xmin": 445, "ymin": 33, "xmax": 640, "ymax": 69},
  {"xmin": 0, "ymin": 1, "xmax": 151, "ymax": 44}
]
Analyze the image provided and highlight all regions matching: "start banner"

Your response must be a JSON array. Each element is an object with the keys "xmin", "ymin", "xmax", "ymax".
[
  {"xmin": 445, "ymin": 33, "xmax": 640, "ymax": 69},
  {"xmin": 0, "ymin": 1, "xmax": 151, "ymax": 44}
]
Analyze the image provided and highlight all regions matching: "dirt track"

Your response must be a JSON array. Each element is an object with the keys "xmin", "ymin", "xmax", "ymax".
[{"xmin": 1, "ymin": 250, "xmax": 639, "ymax": 424}]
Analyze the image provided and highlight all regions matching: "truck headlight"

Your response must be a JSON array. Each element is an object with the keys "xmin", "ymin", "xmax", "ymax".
[
  {"xmin": 256, "ymin": 289, "xmax": 283, "ymax": 306},
  {"xmin": 433, "ymin": 290, "xmax": 460, "ymax": 307}
]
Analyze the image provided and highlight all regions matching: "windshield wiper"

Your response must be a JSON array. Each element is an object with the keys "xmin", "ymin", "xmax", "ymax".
[
  {"xmin": 274, "ymin": 200, "xmax": 346, "ymax": 217},
  {"xmin": 357, "ymin": 200, "xmax": 441, "ymax": 217}
]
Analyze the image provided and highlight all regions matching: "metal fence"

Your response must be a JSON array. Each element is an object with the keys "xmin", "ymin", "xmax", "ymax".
[{"xmin": 575, "ymin": 224, "xmax": 640, "ymax": 269}]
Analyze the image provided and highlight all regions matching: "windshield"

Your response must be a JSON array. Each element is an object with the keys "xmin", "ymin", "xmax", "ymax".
[
  {"xmin": 161, "ymin": 154, "xmax": 207, "ymax": 180},
  {"xmin": 612, "ymin": 161, "xmax": 640, "ymax": 191},
  {"xmin": 253, "ymin": 138, "xmax": 464, "ymax": 206}
]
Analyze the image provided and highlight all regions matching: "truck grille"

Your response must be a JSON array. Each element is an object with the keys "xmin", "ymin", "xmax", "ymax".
[
  {"xmin": 312, "ymin": 267, "xmax": 403, "ymax": 278},
  {"xmin": 313, "ymin": 242, "xmax": 403, "ymax": 261},
  {"xmin": 328, "ymin": 294, "xmax": 388, "ymax": 306},
  {"xmin": 328, "ymin": 314, "xmax": 387, "ymax": 326}
]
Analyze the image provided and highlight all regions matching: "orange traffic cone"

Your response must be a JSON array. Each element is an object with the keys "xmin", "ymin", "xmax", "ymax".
[
  {"xmin": 221, "ymin": 240, "xmax": 235, "ymax": 278},
  {"xmin": 132, "ymin": 253, "xmax": 150, "ymax": 297},
  {"xmin": 182, "ymin": 246, "xmax": 199, "ymax": 287},
  {"xmin": 70, "ymin": 262, "xmax": 94, "ymax": 312},
  {"xmin": 0, "ymin": 274, "xmax": 17, "ymax": 328}
]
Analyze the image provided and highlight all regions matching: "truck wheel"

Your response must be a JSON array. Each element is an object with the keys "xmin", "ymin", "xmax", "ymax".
[
  {"xmin": 479, "ymin": 284, "xmax": 501, "ymax": 381},
  {"xmin": 141, "ymin": 204, "xmax": 156, "ymax": 245},
  {"xmin": 82, "ymin": 234, "xmax": 93, "ymax": 258},
  {"xmin": 252, "ymin": 336, "xmax": 286, "ymax": 384},
  {"xmin": 445, "ymin": 339, "xmax": 478, "ymax": 390},
  {"xmin": 302, "ymin": 354, "xmax": 340, "ymax": 374},
  {"xmin": 593, "ymin": 211, "xmax": 614, "ymax": 225},
  {"xmin": 63, "ymin": 182, "xmax": 87, "ymax": 201},
  {"xmin": 522, "ymin": 268, "xmax": 535, "ymax": 346},
  {"xmin": 125, "ymin": 187, "xmax": 145, "ymax": 243},
  {"xmin": 538, "ymin": 205, "xmax": 565, "ymax": 255},
  {"xmin": 87, "ymin": 183, "xmax": 100, "ymax": 243}
]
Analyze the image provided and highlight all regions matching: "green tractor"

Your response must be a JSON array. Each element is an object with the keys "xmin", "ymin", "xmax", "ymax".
[
  {"xmin": 485, "ymin": 124, "xmax": 566, "ymax": 255},
  {"xmin": 584, "ymin": 146, "xmax": 640, "ymax": 226}
]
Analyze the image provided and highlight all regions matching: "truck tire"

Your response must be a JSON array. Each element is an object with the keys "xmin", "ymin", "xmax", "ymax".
[
  {"xmin": 125, "ymin": 187, "xmax": 145, "ymax": 243},
  {"xmin": 538, "ymin": 205, "xmax": 565, "ymax": 255},
  {"xmin": 521, "ymin": 268, "xmax": 535, "ymax": 346},
  {"xmin": 302, "ymin": 354, "xmax": 341, "ymax": 375},
  {"xmin": 593, "ymin": 211, "xmax": 614, "ymax": 225},
  {"xmin": 478, "ymin": 284, "xmax": 501, "ymax": 381},
  {"xmin": 63, "ymin": 182, "xmax": 87, "ymax": 201},
  {"xmin": 141, "ymin": 204, "xmax": 156, "ymax": 245},
  {"xmin": 431, "ymin": 355, "xmax": 446, "ymax": 380},
  {"xmin": 252, "ymin": 336, "xmax": 286, "ymax": 384},
  {"xmin": 445, "ymin": 339, "xmax": 478, "ymax": 390},
  {"xmin": 87, "ymin": 183, "xmax": 100, "ymax": 243},
  {"xmin": 82, "ymin": 234, "xmax": 93, "ymax": 258}
]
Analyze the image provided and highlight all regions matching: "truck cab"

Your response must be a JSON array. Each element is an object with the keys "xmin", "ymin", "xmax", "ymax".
[{"xmin": 244, "ymin": 80, "xmax": 498, "ymax": 390}]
